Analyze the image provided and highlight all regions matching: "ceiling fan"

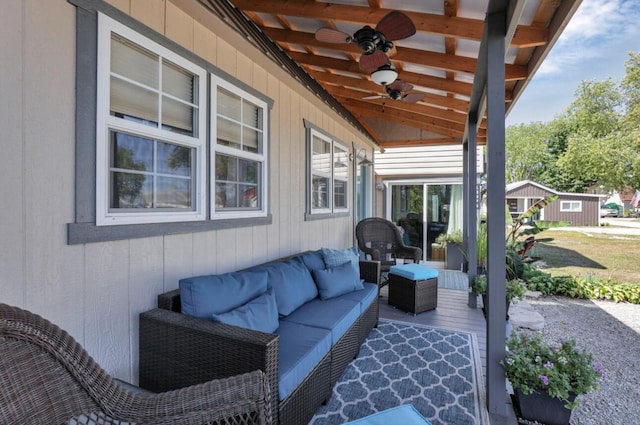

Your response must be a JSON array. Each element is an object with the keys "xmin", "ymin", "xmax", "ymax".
[
  {"xmin": 314, "ymin": 11, "xmax": 416, "ymax": 72},
  {"xmin": 363, "ymin": 80, "xmax": 425, "ymax": 104}
]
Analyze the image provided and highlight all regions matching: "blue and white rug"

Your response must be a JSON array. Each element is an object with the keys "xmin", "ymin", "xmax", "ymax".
[{"xmin": 309, "ymin": 320, "xmax": 489, "ymax": 425}]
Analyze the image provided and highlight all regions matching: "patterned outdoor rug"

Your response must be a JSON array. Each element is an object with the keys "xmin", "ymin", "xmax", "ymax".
[{"xmin": 309, "ymin": 320, "xmax": 489, "ymax": 425}]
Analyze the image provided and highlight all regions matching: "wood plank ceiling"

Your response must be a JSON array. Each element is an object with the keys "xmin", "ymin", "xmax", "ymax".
[{"xmin": 207, "ymin": 0, "xmax": 579, "ymax": 150}]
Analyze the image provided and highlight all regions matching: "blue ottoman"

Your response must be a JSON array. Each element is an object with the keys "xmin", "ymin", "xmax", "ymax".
[
  {"xmin": 388, "ymin": 263, "xmax": 438, "ymax": 314},
  {"xmin": 344, "ymin": 404, "xmax": 431, "ymax": 424}
]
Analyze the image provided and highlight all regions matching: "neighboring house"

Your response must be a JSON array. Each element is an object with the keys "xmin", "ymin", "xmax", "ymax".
[{"xmin": 506, "ymin": 180, "xmax": 606, "ymax": 226}]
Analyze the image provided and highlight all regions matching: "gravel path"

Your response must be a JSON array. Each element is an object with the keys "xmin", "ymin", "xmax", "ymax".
[{"xmin": 523, "ymin": 296, "xmax": 640, "ymax": 424}]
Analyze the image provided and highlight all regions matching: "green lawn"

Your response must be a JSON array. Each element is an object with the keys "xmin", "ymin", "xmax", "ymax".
[{"xmin": 527, "ymin": 229, "xmax": 640, "ymax": 285}]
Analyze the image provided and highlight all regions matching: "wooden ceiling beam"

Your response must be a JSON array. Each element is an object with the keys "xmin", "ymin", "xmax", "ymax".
[
  {"xmin": 379, "ymin": 136, "xmax": 486, "ymax": 148},
  {"xmin": 287, "ymin": 51, "xmax": 475, "ymax": 97},
  {"xmin": 229, "ymin": 0, "xmax": 548, "ymax": 47},
  {"xmin": 306, "ymin": 70, "xmax": 472, "ymax": 113},
  {"xmin": 348, "ymin": 104, "xmax": 465, "ymax": 137},
  {"xmin": 263, "ymin": 27, "xmax": 527, "ymax": 80},
  {"xmin": 330, "ymin": 88, "xmax": 467, "ymax": 125}
]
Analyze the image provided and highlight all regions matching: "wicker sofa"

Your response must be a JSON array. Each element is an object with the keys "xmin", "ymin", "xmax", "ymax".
[
  {"xmin": 0, "ymin": 303, "xmax": 272, "ymax": 425},
  {"xmin": 139, "ymin": 249, "xmax": 381, "ymax": 425}
]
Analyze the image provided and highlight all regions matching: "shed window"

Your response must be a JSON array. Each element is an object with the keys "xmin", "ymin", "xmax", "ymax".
[{"xmin": 560, "ymin": 201, "xmax": 582, "ymax": 212}]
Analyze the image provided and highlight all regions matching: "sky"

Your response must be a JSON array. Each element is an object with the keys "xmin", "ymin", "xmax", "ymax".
[{"xmin": 505, "ymin": 0, "xmax": 640, "ymax": 127}]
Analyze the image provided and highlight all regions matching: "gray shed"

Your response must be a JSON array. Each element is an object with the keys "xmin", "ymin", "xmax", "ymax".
[{"xmin": 506, "ymin": 180, "xmax": 606, "ymax": 227}]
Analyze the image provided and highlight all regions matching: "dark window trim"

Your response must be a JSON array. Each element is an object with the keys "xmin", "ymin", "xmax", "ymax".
[
  {"xmin": 303, "ymin": 119, "xmax": 351, "ymax": 221},
  {"xmin": 67, "ymin": 0, "xmax": 273, "ymax": 245}
]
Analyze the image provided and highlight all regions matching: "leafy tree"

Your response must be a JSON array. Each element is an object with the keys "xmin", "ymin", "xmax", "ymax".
[
  {"xmin": 536, "ymin": 117, "xmax": 588, "ymax": 192},
  {"xmin": 565, "ymin": 79, "xmax": 622, "ymax": 137},
  {"xmin": 505, "ymin": 122, "xmax": 552, "ymax": 183},
  {"xmin": 621, "ymin": 52, "xmax": 640, "ymax": 130}
]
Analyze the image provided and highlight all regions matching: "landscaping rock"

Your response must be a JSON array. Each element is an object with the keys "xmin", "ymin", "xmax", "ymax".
[
  {"xmin": 524, "ymin": 290, "xmax": 542, "ymax": 299},
  {"xmin": 509, "ymin": 299, "xmax": 545, "ymax": 331}
]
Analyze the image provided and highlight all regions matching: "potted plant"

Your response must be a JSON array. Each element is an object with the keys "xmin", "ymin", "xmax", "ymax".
[
  {"xmin": 474, "ymin": 276, "xmax": 525, "ymax": 319},
  {"xmin": 502, "ymin": 332, "xmax": 604, "ymax": 425},
  {"xmin": 436, "ymin": 230, "xmax": 464, "ymax": 270}
]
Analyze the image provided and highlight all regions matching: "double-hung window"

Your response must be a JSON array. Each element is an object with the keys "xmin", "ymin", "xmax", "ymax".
[
  {"xmin": 309, "ymin": 128, "xmax": 349, "ymax": 215},
  {"xmin": 211, "ymin": 76, "xmax": 268, "ymax": 218},
  {"xmin": 96, "ymin": 14, "xmax": 207, "ymax": 226}
]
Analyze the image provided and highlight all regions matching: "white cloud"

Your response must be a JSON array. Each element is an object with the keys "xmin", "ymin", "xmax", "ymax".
[{"xmin": 536, "ymin": 0, "xmax": 640, "ymax": 77}]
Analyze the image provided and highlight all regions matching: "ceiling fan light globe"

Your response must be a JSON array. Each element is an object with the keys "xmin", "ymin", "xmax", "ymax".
[{"xmin": 370, "ymin": 68, "xmax": 398, "ymax": 86}]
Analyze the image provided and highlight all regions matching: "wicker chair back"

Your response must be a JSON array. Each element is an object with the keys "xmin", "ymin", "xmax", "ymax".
[
  {"xmin": 356, "ymin": 217, "xmax": 423, "ymax": 275},
  {"xmin": 0, "ymin": 303, "xmax": 272, "ymax": 425}
]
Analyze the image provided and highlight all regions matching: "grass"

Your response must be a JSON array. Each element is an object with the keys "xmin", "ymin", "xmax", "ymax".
[{"xmin": 527, "ymin": 229, "xmax": 640, "ymax": 285}]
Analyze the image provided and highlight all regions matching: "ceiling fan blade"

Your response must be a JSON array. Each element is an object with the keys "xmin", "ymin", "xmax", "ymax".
[
  {"xmin": 315, "ymin": 28, "xmax": 352, "ymax": 44},
  {"xmin": 362, "ymin": 95, "xmax": 384, "ymax": 100},
  {"xmin": 376, "ymin": 11, "xmax": 416, "ymax": 41},
  {"xmin": 388, "ymin": 80, "xmax": 413, "ymax": 93},
  {"xmin": 359, "ymin": 50, "xmax": 389, "ymax": 71},
  {"xmin": 402, "ymin": 92, "xmax": 425, "ymax": 104}
]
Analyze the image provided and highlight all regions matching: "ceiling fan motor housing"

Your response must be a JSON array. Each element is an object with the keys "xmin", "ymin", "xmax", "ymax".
[
  {"xmin": 354, "ymin": 26, "xmax": 381, "ymax": 54},
  {"xmin": 386, "ymin": 87, "xmax": 403, "ymax": 100}
]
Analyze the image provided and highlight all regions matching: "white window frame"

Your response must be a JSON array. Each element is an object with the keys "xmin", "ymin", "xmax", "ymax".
[
  {"xmin": 560, "ymin": 200, "xmax": 582, "ymax": 212},
  {"xmin": 308, "ymin": 128, "xmax": 350, "ymax": 215},
  {"xmin": 210, "ymin": 75, "xmax": 269, "ymax": 219},
  {"xmin": 95, "ymin": 13, "xmax": 207, "ymax": 226}
]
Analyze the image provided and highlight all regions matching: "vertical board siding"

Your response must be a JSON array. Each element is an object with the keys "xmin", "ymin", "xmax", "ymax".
[
  {"xmin": 128, "ymin": 236, "xmax": 164, "ymax": 383},
  {"xmin": 1, "ymin": 0, "xmax": 26, "ymax": 308},
  {"xmin": 2, "ymin": 0, "xmax": 370, "ymax": 381},
  {"xmin": 23, "ymin": 0, "xmax": 83, "ymax": 340}
]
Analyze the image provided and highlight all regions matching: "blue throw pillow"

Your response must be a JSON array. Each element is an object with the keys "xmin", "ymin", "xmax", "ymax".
[
  {"xmin": 321, "ymin": 246, "xmax": 360, "ymax": 274},
  {"xmin": 252, "ymin": 257, "xmax": 319, "ymax": 316},
  {"xmin": 312, "ymin": 261, "xmax": 364, "ymax": 300},
  {"xmin": 298, "ymin": 250, "xmax": 326, "ymax": 272},
  {"xmin": 211, "ymin": 288, "xmax": 279, "ymax": 333},
  {"xmin": 180, "ymin": 270, "xmax": 269, "ymax": 318}
]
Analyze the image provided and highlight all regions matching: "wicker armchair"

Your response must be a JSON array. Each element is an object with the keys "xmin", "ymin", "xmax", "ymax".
[
  {"xmin": 356, "ymin": 217, "xmax": 422, "ymax": 286},
  {"xmin": 0, "ymin": 303, "xmax": 272, "ymax": 425}
]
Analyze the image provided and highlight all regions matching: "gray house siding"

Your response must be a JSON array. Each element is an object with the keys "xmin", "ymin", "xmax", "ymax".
[{"xmin": 1, "ymin": 0, "xmax": 372, "ymax": 383}]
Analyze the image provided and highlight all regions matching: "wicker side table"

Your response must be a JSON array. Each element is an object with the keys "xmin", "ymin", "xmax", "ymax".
[{"xmin": 388, "ymin": 264, "xmax": 438, "ymax": 314}]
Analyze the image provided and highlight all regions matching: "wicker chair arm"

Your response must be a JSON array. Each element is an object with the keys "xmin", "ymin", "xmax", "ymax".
[
  {"xmin": 397, "ymin": 245, "xmax": 423, "ymax": 263},
  {"xmin": 359, "ymin": 259, "xmax": 381, "ymax": 286},
  {"xmin": 139, "ymin": 308, "xmax": 280, "ymax": 419},
  {"xmin": 110, "ymin": 370, "xmax": 272, "ymax": 425}
]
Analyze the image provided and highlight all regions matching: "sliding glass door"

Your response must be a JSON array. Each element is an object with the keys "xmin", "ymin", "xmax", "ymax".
[{"xmin": 388, "ymin": 181, "xmax": 461, "ymax": 261}]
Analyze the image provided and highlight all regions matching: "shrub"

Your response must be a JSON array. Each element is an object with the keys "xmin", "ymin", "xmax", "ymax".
[{"xmin": 521, "ymin": 266, "xmax": 640, "ymax": 304}]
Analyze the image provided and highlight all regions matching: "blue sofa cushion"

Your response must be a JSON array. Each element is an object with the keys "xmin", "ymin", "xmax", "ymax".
[
  {"xmin": 281, "ymin": 297, "xmax": 361, "ymax": 345},
  {"xmin": 180, "ymin": 270, "xmax": 269, "ymax": 318},
  {"xmin": 312, "ymin": 261, "xmax": 364, "ymax": 300},
  {"xmin": 389, "ymin": 263, "xmax": 439, "ymax": 280},
  {"xmin": 252, "ymin": 257, "xmax": 318, "ymax": 316},
  {"xmin": 339, "ymin": 282, "xmax": 378, "ymax": 314},
  {"xmin": 211, "ymin": 288, "xmax": 279, "ymax": 333},
  {"xmin": 297, "ymin": 250, "xmax": 326, "ymax": 272},
  {"xmin": 276, "ymin": 321, "xmax": 332, "ymax": 401},
  {"xmin": 321, "ymin": 246, "xmax": 359, "ymax": 274}
]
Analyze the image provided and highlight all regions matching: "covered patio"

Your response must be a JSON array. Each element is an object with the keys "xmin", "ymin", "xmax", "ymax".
[
  {"xmin": 220, "ymin": 0, "xmax": 582, "ymax": 420},
  {"xmin": 1, "ymin": 0, "xmax": 582, "ymax": 423}
]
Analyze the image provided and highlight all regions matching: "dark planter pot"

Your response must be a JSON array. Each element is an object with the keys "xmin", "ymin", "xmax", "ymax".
[
  {"xmin": 514, "ymin": 388, "xmax": 575, "ymax": 425},
  {"xmin": 468, "ymin": 293, "xmax": 478, "ymax": 309},
  {"xmin": 481, "ymin": 294, "xmax": 509, "ymax": 320},
  {"xmin": 445, "ymin": 243, "xmax": 464, "ymax": 271}
]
